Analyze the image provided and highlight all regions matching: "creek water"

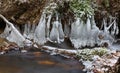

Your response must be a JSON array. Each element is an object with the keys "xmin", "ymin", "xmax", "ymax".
[{"xmin": 0, "ymin": 51, "xmax": 85, "ymax": 73}]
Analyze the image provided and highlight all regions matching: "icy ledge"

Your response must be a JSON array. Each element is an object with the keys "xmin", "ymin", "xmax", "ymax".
[{"xmin": 42, "ymin": 46, "xmax": 120, "ymax": 73}]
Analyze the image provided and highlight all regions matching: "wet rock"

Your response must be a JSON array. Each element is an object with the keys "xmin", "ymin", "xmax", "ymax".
[{"xmin": 0, "ymin": 37, "xmax": 20, "ymax": 54}]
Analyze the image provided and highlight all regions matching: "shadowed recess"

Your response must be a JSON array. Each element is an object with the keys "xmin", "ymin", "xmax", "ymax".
[{"xmin": 0, "ymin": 18, "xmax": 6, "ymax": 34}]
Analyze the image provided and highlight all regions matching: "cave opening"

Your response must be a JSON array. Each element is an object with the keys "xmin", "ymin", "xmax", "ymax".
[{"xmin": 0, "ymin": 18, "xmax": 6, "ymax": 34}]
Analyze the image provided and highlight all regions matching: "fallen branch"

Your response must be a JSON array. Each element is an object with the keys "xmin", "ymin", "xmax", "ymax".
[{"xmin": 42, "ymin": 46, "xmax": 77, "ymax": 58}]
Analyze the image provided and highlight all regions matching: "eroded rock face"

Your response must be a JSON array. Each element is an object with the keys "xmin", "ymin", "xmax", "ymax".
[
  {"xmin": 0, "ymin": 0, "xmax": 120, "ymax": 25},
  {"xmin": 0, "ymin": 0, "xmax": 47, "ymax": 25}
]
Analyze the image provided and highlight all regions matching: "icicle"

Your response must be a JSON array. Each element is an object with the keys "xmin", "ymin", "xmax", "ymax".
[
  {"xmin": 57, "ymin": 14, "xmax": 64, "ymax": 42},
  {"xmin": 23, "ymin": 24, "xmax": 29, "ymax": 38},
  {"xmin": 64, "ymin": 24, "xmax": 70, "ymax": 37},
  {"xmin": 27, "ymin": 24, "xmax": 36, "ymax": 40},
  {"xmin": 116, "ymin": 26, "xmax": 119, "ymax": 35},
  {"xmin": 58, "ymin": 20, "xmax": 64, "ymax": 42},
  {"xmin": 70, "ymin": 18, "xmax": 82, "ymax": 39},
  {"xmin": 111, "ymin": 20, "xmax": 116, "ymax": 35},
  {"xmin": 23, "ymin": 24, "xmax": 35, "ymax": 40},
  {"xmin": 49, "ymin": 13, "xmax": 64, "ymax": 43},
  {"xmin": 90, "ymin": 16, "xmax": 100, "ymax": 46},
  {"xmin": 46, "ymin": 14, "xmax": 52, "ymax": 40},
  {"xmin": 103, "ymin": 18, "xmax": 109, "ymax": 33},
  {"xmin": 70, "ymin": 18, "xmax": 84, "ymax": 48},
  {"xmin": 86, "ymin": 17, "xmax": 91, "ymax": 32},
  {"xmin": 107, "ymin": 20, "xmax": 115, "ymax": 30},
  {"xmin": 86, "ymin": 17, "xmax": 92, "ymax": 46},
  {"xmin": 49, "ymin": 20, "xmax": 60, "ymax": 43},
  {"xmin": 34, "ymin": 13, "xmax": 47, "ymax": 45}
]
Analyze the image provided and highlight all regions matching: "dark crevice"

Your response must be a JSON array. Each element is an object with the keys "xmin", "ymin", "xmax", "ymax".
[{"xmin": 0, "ymin": 18, "xmax": 6, "ymax": 34}]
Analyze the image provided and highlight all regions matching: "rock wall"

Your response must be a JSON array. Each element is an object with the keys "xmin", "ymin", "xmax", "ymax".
[
  {"xmin": 0, "ymin": 0, "xmax": 47, "ymax": 25},
  {"xmin": 0, "ymin": 0, "xmax": 120, "ymax": 26}
]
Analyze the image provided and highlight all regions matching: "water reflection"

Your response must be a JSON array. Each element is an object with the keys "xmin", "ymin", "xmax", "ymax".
[{"xmin": 0, "ymin": 51, "xmax": 85, "ymax": 73}]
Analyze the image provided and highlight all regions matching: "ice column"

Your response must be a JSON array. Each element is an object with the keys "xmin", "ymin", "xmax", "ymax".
[{"xmin": 34, "ymin": 14, "xmax": 47, "ymax": 45}]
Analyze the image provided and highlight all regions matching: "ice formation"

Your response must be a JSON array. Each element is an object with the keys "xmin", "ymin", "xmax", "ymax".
[
  {"xmin": 0, "ymin": 1, "xmax": 119, "ymax": 48},
  {"xmin": 0, "ymin": 14, "xmax": 32, "ymax": 47},
  {"xmin": 23, "ymin": 24, "xmax": 36, "ymax": 40},
  {"xmin": 34, "ymin": 14, "xmax": 47, "ymax": 45},
  {"xmin": 0, "ymin": 10, "xmax": 118, "ymax": 48},
  {"xmin": 46, "ymin": 14, "xmax": 52, "ymax": 39},
  {"xmin": 70, "ymin": 16, "xmax": 101, "ymax": 48},
  {"xmin": 49, "ymin": 14, "xmax": 64, "ymax": 43}
]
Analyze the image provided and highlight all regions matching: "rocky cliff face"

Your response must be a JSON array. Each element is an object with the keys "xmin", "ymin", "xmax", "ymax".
[
  {"xmin": 0, "ymin": 0, "xmax": 47, "ymax": 25},
  {"xmin": 0, "ymin": 0, "xmax": 120, "ymax": 25}
]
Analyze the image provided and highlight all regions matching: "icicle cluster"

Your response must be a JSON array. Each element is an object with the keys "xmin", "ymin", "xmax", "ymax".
[
  {"xmin": 32, "ymin": 11, "xmax": 117, "ymax": 48},
  {"xmin": 0, "ymin": 1, "xmax": 119, "ymax": 48},
  {"xmin": 33, "ymin": 1, "xmax": 65, "ymax": 45},
  {"xmin": 70, "ymin": 16, "xmax": 100, "ymax": 48},
  {"xmin": 33, "ymin": 12, "xmax": 64, "ymax": 44}
]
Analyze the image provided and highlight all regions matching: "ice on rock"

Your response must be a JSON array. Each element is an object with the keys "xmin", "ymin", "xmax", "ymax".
[
  {"xmin": 27, "ymin": 24, "xmax": 36, "ymax": 39},
  {"xmin": 98, "ymin": 18, "xmax": 116, "ymax": 46},
  {"xmin": 49, "ymin": 14, "xmax": 64, "ymax": 43},
  {"xmin": 0, "ymin": 14, "xmax": 27, "ymax": 47},
  {"xmin": 70, "ymin": 17, "xmax": 98, "ymax": 48},
  {"xmin": 23, "ymin": 24, "xmax": 35, "ymax": 39},
  {"xmin": 0, "ymin": 14, "xmax": 34, "ymax": 47},
  {"xmin": 46, "ymin": 14, "xmax": 52, "ymax": 40},
  {"xmin": 50, "ymin": 21, "xmax": 60, "ymax": 43},
  {"xmin": 58, "ymin": 21, "xmax": 64, "ymax": 42},
  {"xmin": 86, "ymin": 17, "xmax": 92, "ymax": 46},
  {"xmin": 34, "ymin": 14, "xmax": 47, "ymax": 45},
  {"xmin": 64, "ymin": 24, "xmax": 70, "ymax": 37},
  {"xmin": 49, "ymin": 20, "xmax": 64, "ymax": 43},
  {"xmin": 70, "ymin": 18, "xmax": 83, "ymax": 48},
  {"xmin": 23, "ymin": 24, "xmax": 29, "ymax": 38},
  {"xmin": 68, "ymin": 16, "xmax": 114, "ymax": 48}
]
